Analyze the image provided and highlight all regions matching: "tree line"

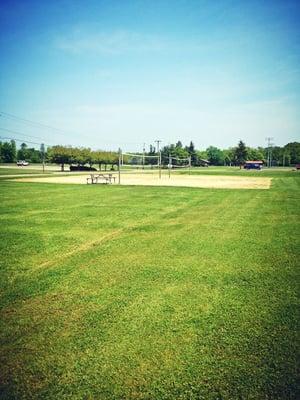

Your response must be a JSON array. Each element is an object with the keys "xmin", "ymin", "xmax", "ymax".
[
  {"xmin": 0, "ymin": 139, "xmax": 299, "ymax": 168},
  {"xmin": 158, "ymin": 140, "xmax": 300, "ymax": 167}
]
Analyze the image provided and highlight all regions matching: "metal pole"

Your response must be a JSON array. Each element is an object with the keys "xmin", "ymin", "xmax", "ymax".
[
  {"xmin": 118, "ymin": 148, "xmax": 121, "ymax": 184},
  {"xmin": 265, "ymin": 137, "xmax": 274, "ymax": 168},
  {"xmin": 189, "ymin": 156, "xmax": 191, "ymax": 175},
  {"xmin": 41, "ymin": 143, "xmax": 45, "ymax": 173},
  {"xmin": 159, "ymin": 151, "xmax": 161, "ymax": 179},
  {"xmin": 155, "ymin": 140, "xmax": 161, "ymax": 179},
  {"xmin": 142, "ymin": 143, "xmax": 145, "ymax": 170},
  {"xmin": 169, "ymin": 154, "xmax": 171, "ymax": 178}
]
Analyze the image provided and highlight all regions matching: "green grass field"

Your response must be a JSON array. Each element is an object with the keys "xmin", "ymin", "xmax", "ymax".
[
  {"xmin": 0, "ymin": 170, "xmax": 299, "ymax": 399},
  {"xmin": 181, "ymin": 166, "xmax": 298, "ymax": 178},
  {"xmin": 0, "ymin": 168, "xmax": 47, "ymax": 176}
]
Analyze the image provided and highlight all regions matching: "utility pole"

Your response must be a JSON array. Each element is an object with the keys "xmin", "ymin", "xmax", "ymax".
[
  {"xmin": 155, "ymin": 140, "xmax": 162, "ymax": 179},
  {"xmin": 118, "ymin": 148, "xmax": 121, "ymax": 184},
  {"xmin": 265, "ymin": 137, "xmax": 274, "ymax": 168},
  {"xmin": 142, "ymin": 143, "xmax": 145, "ymax": 170},
  {"xmin": 40, "ymin": 143, "xmax": 45, "ymax": 173}
]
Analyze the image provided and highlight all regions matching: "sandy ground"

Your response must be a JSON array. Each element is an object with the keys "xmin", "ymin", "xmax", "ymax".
[{"xmin": 12, "ymin": 173, "xmax": 271, "ymax": 189}]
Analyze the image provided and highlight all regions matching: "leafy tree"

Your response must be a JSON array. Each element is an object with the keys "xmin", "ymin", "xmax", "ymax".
[
  {"xmin": 223, "ymin": 148, "xmax": 235, "ymax": 166},
  {"xmin": 17, "ymin": 143, "xmax": 28, "ymax": 161},
  {"xmin": 93, "ymin": 151, "xmax": 104, "ymax": 170},
  {"xmin": 246, "ymin": 147, "xmax": 265, "ymax": 162},
  {"xmin": 1, "ymin": 140, "xmax": 17, "ymax": 162},
  {"xmin": 206, "ymin": 146, "xmax": 224, "ymax": 165},
  {"xmin": 284, "ymin": 142, "xmax": 300, "ymax": 164},
  {"xmin": 92, "ymin": 150, "xmax": 118, "ymax": 170},
  {"xmin": 147, "ymin": 144, "xmax": 157, "ymax": 166},
  {"xmin": 282, "ymin": 148, "xmax": 291, "ymax": 166},
  {"xmin": 196, "ymin": 150, "xmax": 208, "ymax": 160},
  {"xmin": 75, "ymin": 148, "xmax": 93, "ymax": 167},
  {"xmin": 48, "ymin": 145, "xmax": 72, "ymax": 171},
  {"xmin": 105, "ymin": 151, "xmax": 118, "ymax": 170},
  {"xmin": 186, "ymin": 141, "xmax": 197, "ymax": 165},
  {"xmin": 28, "ymin": 148, "xmax": 41, "ymax": 163},
  {"xmin": 234, "ymin": 140, "xmax": 248, "ymax": 167},
  {"xmin": 15, "ymin": 142, "xmax": 42, "ymax": 163},
  {"xmin": 270, "ymin": 146, "xmax": 283, "ymax": 166},
  {"xmin": 11, "ymin": 140, "xmax": 17, "ymax": 162},
  {"xmin": 149, "ymin": 144, "xmax": 156, "ymax": 154}
]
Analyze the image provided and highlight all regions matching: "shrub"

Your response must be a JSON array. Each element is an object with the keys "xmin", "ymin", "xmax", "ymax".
[{"xmin": 70, "ymin": 165, "xmax": 97, "ymax": 171}]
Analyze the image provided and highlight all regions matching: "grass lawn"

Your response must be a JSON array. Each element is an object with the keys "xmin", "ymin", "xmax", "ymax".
[
  {"xmin": 0, "ymin": 173, "xmax": 299, "ymax": 399},
  {"xmin": 0, "ymin": 168, "xmax": 47, "ymax": 176},
  {"xmin": 179, "ymin": 166, "xmax": 298, "ymax": 178}
]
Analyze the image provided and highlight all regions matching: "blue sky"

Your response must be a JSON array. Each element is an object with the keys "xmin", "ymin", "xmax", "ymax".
[{"xmin": 0, "ymin": 0, "xmax": 299, "ymax": 151}]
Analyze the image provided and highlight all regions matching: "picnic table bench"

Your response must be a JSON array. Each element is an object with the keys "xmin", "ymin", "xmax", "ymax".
[{"xmin": 87, "ymin": 173, "xmax": 116, "ymax": 184}]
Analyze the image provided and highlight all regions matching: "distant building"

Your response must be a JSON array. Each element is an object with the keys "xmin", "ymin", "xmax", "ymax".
[
  {"xmin": 199, "ymin": 159, "xmax": 210, "ymax": 167},
  {"xmin": 244, "ymin": 160, "xmax": 263, "ymax": 170}
]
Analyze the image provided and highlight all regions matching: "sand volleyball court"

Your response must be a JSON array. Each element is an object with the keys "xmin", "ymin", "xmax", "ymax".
[{"xmin": 12, "ymin": 172, "xmax": 271, "ymax": 189}]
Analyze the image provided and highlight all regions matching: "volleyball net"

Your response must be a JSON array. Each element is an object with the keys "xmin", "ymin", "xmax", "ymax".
[
  {"xmin": 164, "ymin": 156, "xmax": 191, "ymax": 169},
  {"xmin": 117, "ymin": 150, "xmax": 191, "ymax": 183},
  {"xmin": 121, "ymin": 152, "xmax": 160, "ymax": 170}
]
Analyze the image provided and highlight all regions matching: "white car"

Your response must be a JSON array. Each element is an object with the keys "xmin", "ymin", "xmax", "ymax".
[{"xmin": 17, "ymin": 160, "xmax": 29, "ymax": 166}]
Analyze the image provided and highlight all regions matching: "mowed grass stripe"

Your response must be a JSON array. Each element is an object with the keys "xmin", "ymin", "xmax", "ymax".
[{"xmin": 0, "ymin": 177, "xmax": 299, "ymax": 399}]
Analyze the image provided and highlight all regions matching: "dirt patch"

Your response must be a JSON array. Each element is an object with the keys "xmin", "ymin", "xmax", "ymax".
[{"xmin": 12, "ymin": 173, "xmax": 271, "ymax": 189}]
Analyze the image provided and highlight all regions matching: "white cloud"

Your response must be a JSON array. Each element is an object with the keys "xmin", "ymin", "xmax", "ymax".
[{"xmin": 55, "ymin": 29, "xmax": 169, "ymax": 55}]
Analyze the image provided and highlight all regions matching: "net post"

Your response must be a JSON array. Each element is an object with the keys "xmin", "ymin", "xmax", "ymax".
[
  {"xmin": 142, "ymin": 143, "xmax": 145, "ymax": 170},
  {"xmin": 118, "ymin": 148, "xmax": 121, "ymax": 184},
  {"xmin": 159, "ymin": 151, "xmax": 162, "ymax": 179}
]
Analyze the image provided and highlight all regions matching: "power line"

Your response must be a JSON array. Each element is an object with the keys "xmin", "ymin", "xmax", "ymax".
[
  {"xmin": 0, "ymin": 127, "xmax": 47, "ymax": 141},
  {"xmin": 0, "ymin": 136, "xmax": 46, "ymax": 146},
  {"xmin": 0, "ymin": 111, "xmax": 149, "ymax": 147},
  {"xmin": 0, "ymin": 111, "xmax": 73, "ymax": 136}
]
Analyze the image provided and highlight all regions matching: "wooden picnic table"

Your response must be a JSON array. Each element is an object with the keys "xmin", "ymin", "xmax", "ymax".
[{"xmin": 87, "ymin": 173, "xmax": 116, "ymax": 184}]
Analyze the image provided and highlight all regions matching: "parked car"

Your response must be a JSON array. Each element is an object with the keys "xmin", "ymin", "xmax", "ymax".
[{"xmin": 17, "ymin": 160, "xmax": 29, "ymax": 166}]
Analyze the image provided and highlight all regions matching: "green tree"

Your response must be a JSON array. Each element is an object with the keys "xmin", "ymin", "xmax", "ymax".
[
  {"xmin": 234, "ymin": 140, "xmax": 248, "ymax": 167},
  {"xmin": 246, "ymin": 147, "xmax": 265, "ymax": 162},
  {"xmin": 48, "ymin": 145, "xmax": 72, "ymax": 171},
  {"xmin": 270, "ymin": 146, "xmax": 283, "ymax": 166},
  {"xmin": 284, "ymin": 142, "xmax": 300, "ymax": 165},
  {"xmin": 223, "ymin": 148, "xmax": 235, "ymax": 166},
  {"xmin": 1, "ymin": 140, "xmax": 17, "ymax": 162},
  {"xmin": 11, "ymin": 140, "xmax": 17, "ymax": 162},
  {"xmin": 186, "ymin": 141, "xmax": 197, "ymax": 165},
  {"xmin": 17, "ymin": 143, "xmax": 28, "ymax": 161},
  {"xmin": 206, "ymin": 146, "xmax": 224, "ymax": 165}
]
